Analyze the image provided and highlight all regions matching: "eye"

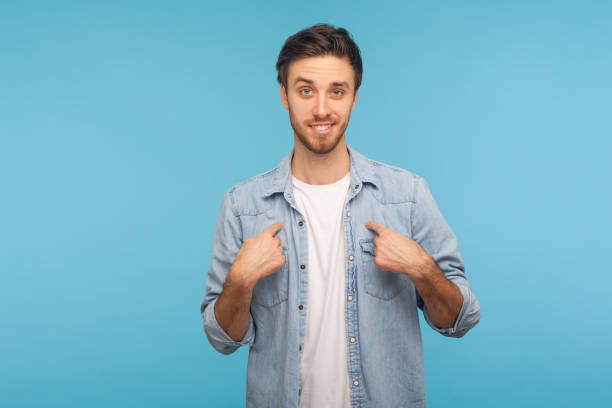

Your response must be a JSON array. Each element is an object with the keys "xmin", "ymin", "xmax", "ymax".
[
  {"xmin": 332, "ymin": 89, "xmax": 345, "ymax": 96},
  {"xmin": 300, "ymin": 88, "xmax": 312, "ymax": 95}
]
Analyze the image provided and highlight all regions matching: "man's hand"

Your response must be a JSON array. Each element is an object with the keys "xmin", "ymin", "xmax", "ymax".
[
  {"xmin": 225, "ymin": 222, "xmax": 286, "ymax": 291},
  {"xmin": 364, "ymin": 220, "xmax": 436, "ymax": 282},
  {"xmin": 365, "ymin": 220, "xmax": 463, "ymax": 329},
  {"xmin": 214, "ymin": 222, "xmax": 285, "ymax": 342}
]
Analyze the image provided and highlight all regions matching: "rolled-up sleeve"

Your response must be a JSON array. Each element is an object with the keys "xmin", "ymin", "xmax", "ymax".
[
  {"xmin": 202, "ymin": 297, "xmax": 255, "ymax": 354},
  {"xmin": 200, "ymin": 190, "xmax": 256, "ymax": 354},
  {"xmin": 411, "ymin": 176, "xmax": 481, "ymax": 338}
]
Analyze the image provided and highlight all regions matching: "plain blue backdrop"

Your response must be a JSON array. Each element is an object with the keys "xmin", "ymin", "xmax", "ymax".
[{"xmin": 1, "ymin": 1, "xmax": 610, "ymax": 407}]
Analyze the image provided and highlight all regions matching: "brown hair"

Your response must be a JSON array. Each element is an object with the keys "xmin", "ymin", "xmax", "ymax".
[{"xmin": 276, "ymin": 24, "xmax": 363, "ymax": 94}]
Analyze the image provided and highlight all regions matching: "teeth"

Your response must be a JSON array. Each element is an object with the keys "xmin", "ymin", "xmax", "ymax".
[{"xmin": 312, "ymin": 124, "xmax": 331, "ymax": 130}]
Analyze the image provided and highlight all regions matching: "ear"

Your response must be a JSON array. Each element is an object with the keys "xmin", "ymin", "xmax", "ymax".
[
  {"xmin": 280, "ymin": 84, "xmax": 289, "ymax": 110},
  {"xmin": 351, "ymin": 89, "xmax": 359, "ymax": 110}
]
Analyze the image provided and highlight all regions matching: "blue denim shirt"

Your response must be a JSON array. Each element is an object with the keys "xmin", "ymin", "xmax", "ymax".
[{"xmin": 201, "ymin": 145, "xmax": 480, "ymax": 408}]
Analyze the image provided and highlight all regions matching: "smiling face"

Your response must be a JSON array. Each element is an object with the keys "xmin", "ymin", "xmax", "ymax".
[{"xmin": 281, "ymin": 55, "xmax": 358, "ymax": 155}]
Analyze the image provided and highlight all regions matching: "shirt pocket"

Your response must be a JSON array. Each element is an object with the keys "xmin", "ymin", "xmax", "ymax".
[
  {"xmin": 359, "ymin": 239, "xmax": 409, "ymax": 300},
  {"xmin": 251, "ymin": 245, "xmax": 289, "ymax": 307}
]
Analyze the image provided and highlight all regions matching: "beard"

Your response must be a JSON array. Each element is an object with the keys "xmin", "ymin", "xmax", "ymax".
[{"xmin": 288, "ymin": 107, "xmax": 350, "ymax": 155}]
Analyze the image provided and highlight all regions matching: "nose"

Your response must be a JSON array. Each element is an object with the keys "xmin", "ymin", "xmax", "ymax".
[{"xmin": 313, "ymin": 93, "xmax": 331, "ymax": 120}]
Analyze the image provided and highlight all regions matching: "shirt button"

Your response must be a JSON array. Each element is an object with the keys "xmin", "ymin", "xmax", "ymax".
[
  {"xmin": 353, "ymin": 380, "xmax": 359, "ymax": 387},
  {"xmin": 347, "ymin": 295, "xmax": 353, "ymax": 301},
  {"xmin": 346, "ymin": 211, "xmax": 351, "ymax": 217},
  {"xmin": 350, "ymin": 337, "xmax": 356, "ymax": 343},
  {"xmin": 354, "ymin": 184, "xmax": 360, "ymax": 190},
  {"xmin": 298, "ymin": 221, "xmax": 304, "ymax": 227},
  {"xmin": 299, "ymin": 345, "xmax": 302, "ymax": 351},
  {"xmin": 300, "ymin": 264, "xmax": 306, "ymax": 270},
  {"xmin": 349, "ymin": 254, "xmax": 354, "ymax": 261},
  {"xmin": 298, "ymin": 304, "xmax": 303, "ymax": 310}
]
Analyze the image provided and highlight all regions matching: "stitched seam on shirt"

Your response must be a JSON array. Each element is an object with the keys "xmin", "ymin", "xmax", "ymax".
[
  {"xmin": 238, "ymin": 212, "xmax": 268, "ymax": 217},
  {"xmin": 361, "ymin": 183, "xmax": 413, "ymax": 206},
  {"xmin": 369, "ymin": 158, "xmax": 413, "ymax": 173},
  {"xmin": 227, "ymin": 189, "xmax": 239, "ymax": 218},
  {"xmin": 227, "ymin": 189, "xmax": 245, "ymax": 244},
  {"xmin": 410, "ymin": 176, "xmax": 418, "ymax": 238}
]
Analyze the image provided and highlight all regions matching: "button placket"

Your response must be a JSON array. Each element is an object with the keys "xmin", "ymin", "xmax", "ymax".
[
  {"xmin": 344, "ymin": 178, "xmax": 364, "ymax": 401},
  {"xmin": 288, "ymin": 191, "xmax": 309, "ymax": 402}
]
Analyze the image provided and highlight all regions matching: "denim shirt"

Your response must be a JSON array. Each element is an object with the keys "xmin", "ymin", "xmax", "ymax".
[{"xmin": 201, "ymin": 145, "xmax": 480, "ymax": 408}]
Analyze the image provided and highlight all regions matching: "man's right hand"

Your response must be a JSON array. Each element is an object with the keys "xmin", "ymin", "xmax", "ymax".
[{"xmin": 225, "ymin": 222, "xmax": 286, "ymax": 291}]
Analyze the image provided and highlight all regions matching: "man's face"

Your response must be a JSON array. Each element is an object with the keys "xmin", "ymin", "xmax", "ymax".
[{"xmin": 281, "ymin": 55, "xmax": 358, "ymax": 155}]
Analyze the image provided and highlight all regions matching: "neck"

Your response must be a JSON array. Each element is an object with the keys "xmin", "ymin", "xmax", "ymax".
[{"xmin": 291, "ymin": 136, "xmax": 350, "ymax": 185}]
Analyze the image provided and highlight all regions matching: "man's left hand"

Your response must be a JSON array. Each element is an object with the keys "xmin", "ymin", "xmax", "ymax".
[{"xmin": 365, "ymin": 220, "xmax": 436, "ymax": 282}]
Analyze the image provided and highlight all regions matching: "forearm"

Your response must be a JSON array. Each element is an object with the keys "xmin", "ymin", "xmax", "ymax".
[
  {"xmin": 214, "ymin": 278, "xmax": 255, "ymax": 342},
  {"xmin": 412, "ymin": 258, "xmax": 463, "ymax": 329}
]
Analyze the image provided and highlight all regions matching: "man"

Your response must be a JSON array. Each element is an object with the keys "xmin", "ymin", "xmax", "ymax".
[{"xmin": 201, "ymin": 24, "xmax": 480, "ymax": 408}]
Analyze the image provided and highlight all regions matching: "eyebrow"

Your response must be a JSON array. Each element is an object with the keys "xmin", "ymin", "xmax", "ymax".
[{"xmin": 293, "ymin": 76, "xmax": 350, "ymax": 88}]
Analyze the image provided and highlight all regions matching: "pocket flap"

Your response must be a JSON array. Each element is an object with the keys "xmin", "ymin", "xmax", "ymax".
[{"xmin": 359, "ymin": 239, "xmax": 375, "ymax": 255}]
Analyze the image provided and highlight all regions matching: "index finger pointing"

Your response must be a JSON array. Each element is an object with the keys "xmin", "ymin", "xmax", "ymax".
[
  {"xmin": 263, "ymin": 222, "xmax": 283, "ymax": 237},
  {"xmin": 365, "ymin": 220, "xmax": 385, "ymax": 234}
]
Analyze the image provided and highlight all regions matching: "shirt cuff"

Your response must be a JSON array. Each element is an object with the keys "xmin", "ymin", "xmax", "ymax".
[
  {"xmin": 203, "ymin": 298, "xmax": 255, "ymax": 354},
  {"xmin": 423, "ymin": 283, "xmax": 472, "ymax": 338}
]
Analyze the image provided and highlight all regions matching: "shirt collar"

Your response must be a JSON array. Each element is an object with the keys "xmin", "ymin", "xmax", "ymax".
[{"xmin": 263, "ymin": 144, "xmax": 379, "ymax": 198}]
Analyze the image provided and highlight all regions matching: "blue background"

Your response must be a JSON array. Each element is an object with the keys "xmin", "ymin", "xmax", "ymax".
[{"xmin": 1, "ymin": 1, "xmax": 610, "ymax": 407}]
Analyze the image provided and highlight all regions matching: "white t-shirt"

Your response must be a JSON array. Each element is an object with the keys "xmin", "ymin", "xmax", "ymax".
[{"xmin": 292, "ymin": 171, "xmax": 351, "ymax": 408}]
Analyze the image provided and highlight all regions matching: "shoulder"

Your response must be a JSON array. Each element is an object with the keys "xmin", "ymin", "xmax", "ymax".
[
  {"xmin": 364, "ymin": 155, "xmax": 425, "ymax": 204},
  {"xmin": 224, "ymin": 166, "xmax": 279, "ymax": 216}
]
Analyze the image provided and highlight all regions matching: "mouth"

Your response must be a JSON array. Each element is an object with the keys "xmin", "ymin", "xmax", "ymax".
[{"xmin": 309, "ymin": 122, "xmax": 335, "ymax": 135}]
